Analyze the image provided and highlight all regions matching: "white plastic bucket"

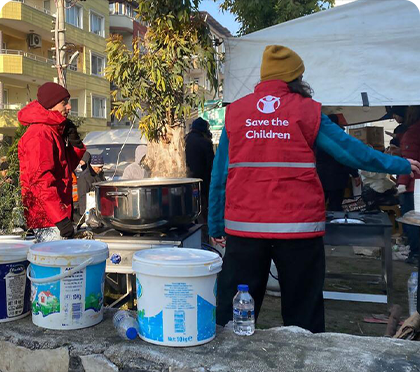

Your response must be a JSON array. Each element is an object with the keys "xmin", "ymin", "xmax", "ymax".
[
  {"xmin": 0, "ymin": 241, "xmax": 33, "ymax": 322},
  {"xmin": 27, "ymin": 240, "xmax": 109, "ymax": 330},
  {"xmin": 132, "ymin": 248, "xmax": 223, "ymax": 347}
]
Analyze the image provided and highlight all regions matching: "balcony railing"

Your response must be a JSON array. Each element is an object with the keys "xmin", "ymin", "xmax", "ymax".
[
  {"xmin": 0, "ymin": 49, "xmax": 54, "ymax": 65},
  {"xmin": 12, "ymin": 0, "xmax": 53, "ymax": 16},
  {"xmin": 0, "ymin": 103, "xmax": 23, "ymax": 110}
]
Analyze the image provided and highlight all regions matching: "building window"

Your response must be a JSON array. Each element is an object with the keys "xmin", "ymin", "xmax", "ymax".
[
  {"xmin": 109, "ymin": 3, "xmax": 115, "ymax": 13},
  {"xmin": 43, "ymin": 0, "xmax": 50, "ymax": 13},
  {"xmin": 69, "ymin": 56, "xmax": 78, "ymax": 71},
  {"xmin": 3, "ymin": 90, "xmax": 8, "ymax": 105},
  {"xmin": 91, "ymin": 54, "xmax": 105, "ymax": 76},
  {"xmin": 70, "ymin": 98, "xmax": 78, "ymax": 115},
  {"xmin": 90, "ymin": 11, "xmax": 105, "ymax": 37},
  {"xmin": 65, "ymin": 2, "xmax": 82, "ymax": 28},
  {"xmin": 92, "ymin": 96, "xmax": 106, "ymax": 118}
]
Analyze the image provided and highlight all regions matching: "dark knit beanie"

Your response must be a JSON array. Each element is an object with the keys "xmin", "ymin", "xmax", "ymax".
[
  {"xmin": 37, "ymin": 82, "xmax": 70, "ymax": 109},
  {"xmin": 390, "ymin": 106, "xmax": 408, "ymax": 119},
  {"xmin": 91, "ymin": 155, "xmax": 104, "ymax": 167},
  {"xmin": 191, "ymin": 117, "xmax": 209, "ymax": 133}
]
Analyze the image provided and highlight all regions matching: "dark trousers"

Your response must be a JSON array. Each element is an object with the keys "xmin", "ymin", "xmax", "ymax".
[
  {"xmin": 216, "ymin": 234, "xmax": 326, "ymax": 333},
  {"xmin": 324, "ymin": 189, "xmax": 344, "ymax": 211},
  {"xmin": 400, "ymin": 192, "xmax": 419, "ymax": 257}
]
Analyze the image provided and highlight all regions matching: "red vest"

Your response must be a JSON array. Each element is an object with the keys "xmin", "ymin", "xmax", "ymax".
[{"xmin": 224, "ymin": 80, "xmax": 325, "ymax": 239}]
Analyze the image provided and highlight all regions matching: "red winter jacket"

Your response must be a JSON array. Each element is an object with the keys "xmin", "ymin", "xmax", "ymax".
[
  {"xmin": 18, "ymin": 101, "xmax": 86, "ymax": 229},
  {"xmin": 398, "ymin": 120, "xmax": 420, "ymax": 192}
]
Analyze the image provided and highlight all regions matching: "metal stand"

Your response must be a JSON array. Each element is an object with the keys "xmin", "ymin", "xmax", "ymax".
[{"xmin": 324, "ymin": 212, "xmax": 393, "ymax": 306}]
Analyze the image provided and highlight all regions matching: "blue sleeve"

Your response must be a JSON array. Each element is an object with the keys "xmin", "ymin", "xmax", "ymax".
[
  {"xmin": 208, "ymin": 128, "xmax": 229, "ymax": 238},
  {"xmin": 316, "ymin": 114, "xmax": 411, "ymax": 175}
]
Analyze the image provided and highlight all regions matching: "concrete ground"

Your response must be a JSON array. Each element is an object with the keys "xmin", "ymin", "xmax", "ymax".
[{"xmin": 1, "ymin": 308, "xmax": 420, "ymax": 372}]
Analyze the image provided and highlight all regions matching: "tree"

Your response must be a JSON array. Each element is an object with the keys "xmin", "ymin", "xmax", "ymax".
[
  {"xmin": 105, "ymin": 0, "xmax": 218, "ymax": 177},
  {"xmin": 219, "ymin": 0, "xmax": 335, "ymax": 35}
]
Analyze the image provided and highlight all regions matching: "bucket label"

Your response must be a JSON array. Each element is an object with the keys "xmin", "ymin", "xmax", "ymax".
[
  {"xmin": 136, "ymin": 276, "xmax": 217, "ymax": 346},
  {"xmin": 0, "ymin": 261, "xmax": 30, "ymax": 320},
  {"xmin": 31, "ymin": 266, "xmax": 61, "ymax": 318},
  {"xmin": 164, "ymin": 283, "xmax": 194, "ymax": 310},
  {"xmin": 61, "ymin": 267, "xmax": 86, "ymax": 324},
  {"xmin": 31, "ymin": 262, "xmax": 105, "ymax": 329}
]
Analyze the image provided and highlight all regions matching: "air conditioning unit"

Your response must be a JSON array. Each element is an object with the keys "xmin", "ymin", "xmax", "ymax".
[{"xmin": 28, "ymin": 33, "xmax": 42, "ymax": 48}]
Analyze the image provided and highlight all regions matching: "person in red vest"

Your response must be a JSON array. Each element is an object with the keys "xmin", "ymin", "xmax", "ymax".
[
  {"xmin": 18, "ymin": 82, "xmax": 86, "ymax": 242},
  {"xmin": 208, "ymin": 45, "xmax": 420, "ymax": 333}
]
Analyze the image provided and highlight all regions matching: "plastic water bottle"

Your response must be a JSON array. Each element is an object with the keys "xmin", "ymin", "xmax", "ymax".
[
  {"xmin": 233, "ymin": 284, "xmax": 255, "ymax": 336},
  {"xmin": 408, "ymin": 272, "xmax": 418, "ymax": 316},
  {"xmin": 113, "ymin": 310, "xmax": 139, "ymax": 340}
]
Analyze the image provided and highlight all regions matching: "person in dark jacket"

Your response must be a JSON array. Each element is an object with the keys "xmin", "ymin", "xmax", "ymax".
[
  {"xmin": 397, "ymin": 106, "xmax": 420, "ymax": 264},
  {"xmin": 316, "ymin": 114, "xmax": 361, "ymax": 211},
  {"xmin": 185, "ymin": 117, "xmax": 215, "ymax": 221},
  {"xmin": 18, "ymin": 82, "xmax": 86, "ymax": 242},
  {"xmin": 77, "ymin": 154, "xmax": 106, "ymax": 215}
]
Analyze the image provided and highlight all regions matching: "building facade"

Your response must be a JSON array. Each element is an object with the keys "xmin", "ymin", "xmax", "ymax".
[{"xmin": 0, "ymin": 0, "xmax": 111, "ymax": 138}]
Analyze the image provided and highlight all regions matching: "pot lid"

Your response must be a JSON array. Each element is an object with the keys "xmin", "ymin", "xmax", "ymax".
[
  {"xmin": 94, "ymin": 177, "xmax": 202, "ymax": 187},
  {"xmin": 0, "ymin": 242, "xmax": 33, "ymax": 262},
  {"xmin": 132, "ymin": 247, "xmax": 222, "ymax": 277},
  {"xmin": 28, "ymin": 240, "xmax": 109, "ymax": 266}
]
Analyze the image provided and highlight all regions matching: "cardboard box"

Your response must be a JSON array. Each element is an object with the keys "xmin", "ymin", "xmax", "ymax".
[{"xmin": 348, "ymin": 127, "xmax": 384, "ymax": 147}]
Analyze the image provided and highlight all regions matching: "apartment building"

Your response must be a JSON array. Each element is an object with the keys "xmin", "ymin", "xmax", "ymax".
[
  {"xmin": 0, "ymin": 0, "xmax": 111, "ymax": 138},
  {"xmin": 187, "ymin": 11, "xmax": 232, "ymax": 101},
  {"xmin": 108, "ymin": 0, "xmax": 146, "ymax": 127}
]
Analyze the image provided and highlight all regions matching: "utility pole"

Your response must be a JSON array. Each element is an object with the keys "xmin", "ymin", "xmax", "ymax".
[{"xmin": 54, "ymin": 0, "xmax": 67, "ymax": 87}]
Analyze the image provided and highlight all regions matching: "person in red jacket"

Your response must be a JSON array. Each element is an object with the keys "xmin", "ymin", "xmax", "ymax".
[
  {"xmin": 18, "ymin": 82, "xmax": 86, "ymax": 241},
  {"xmin": 397, "ymin": 106, "xmax": 420, "ymax": 264}
]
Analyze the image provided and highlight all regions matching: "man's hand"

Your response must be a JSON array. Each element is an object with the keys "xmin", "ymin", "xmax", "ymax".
[
  {"xmin": 64, "ymin": 120, "xmax": 83, "ymax": 149},
  {"xmin": 408, "ymin": 158, "xmax": 420, "ymax": 177},
  {"xmin": 56, "ymin": 217, "xmax": 75, "ymax": 238},
  {"xmin": 211, "ymin": 236, "xmax": 226, "ymax": 248}
]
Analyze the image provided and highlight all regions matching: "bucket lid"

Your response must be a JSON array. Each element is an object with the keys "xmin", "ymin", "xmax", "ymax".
[
  {"xmin": 132, "ymin": 248, "xmax": 223, "ymax": 277},
  {"xmin": 0, "ymin": 242, "xmax": 33, "ymax": 262},
  {"xmin": 28, "ymin": 240, "xmax": 109, "ymax": 266},
  {"xmin": 0, "ymin": 235, "xmax": 24, "ymax": 240}
]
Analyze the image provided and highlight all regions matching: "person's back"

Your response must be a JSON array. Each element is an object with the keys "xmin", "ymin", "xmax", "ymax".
[
  {"xmin": 224, "ymin": 77, "xmax": 324, "ymax": 239},
  {"xmin": 185, "ymin": 118, "xmax": 214, "ymax": 201},
  {"xmin": 122, "ymin": 145, "xmax": 148, "ymax": 180}
]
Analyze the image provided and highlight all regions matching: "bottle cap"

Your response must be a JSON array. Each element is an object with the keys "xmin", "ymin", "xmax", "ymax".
[
  {"xmin": 237, "ymin": 284, "xmax": 249, "ymax": 291},
  {"xmin": 126, "ymin": 327, "xmax": 138, "ymax": 340}
]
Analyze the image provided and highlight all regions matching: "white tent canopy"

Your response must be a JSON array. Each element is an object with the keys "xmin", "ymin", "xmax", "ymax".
[{"xmin": 223, "ymin": 0, "xmax": 420, "ymax": 124}]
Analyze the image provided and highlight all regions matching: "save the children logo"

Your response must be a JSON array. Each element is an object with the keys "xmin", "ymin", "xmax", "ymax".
[{"xmin": 257, "ymin": 95, "xmax": 281, "ymax": 114}]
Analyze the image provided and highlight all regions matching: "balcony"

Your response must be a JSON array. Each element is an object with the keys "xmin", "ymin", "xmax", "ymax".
[
  {"xmin": 110, "ymin": 14, "xmax": 134, "ymax": 33},
  {"xmin": 0, "ymin": 1, "xmax": 54, "ymax": 32},
  {"xmin": 0, "ymin": 49, "xmax": 53, "ymax": 76}
]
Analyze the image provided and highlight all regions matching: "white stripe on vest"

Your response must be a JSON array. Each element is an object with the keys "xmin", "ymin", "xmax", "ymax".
[
  {"xmin": 228, "ymin": 162, "xmax": 316, "ymax": 169},
  {"xmin": 225, "ymin": 219, "xmax": 325, "ymax": 233}
]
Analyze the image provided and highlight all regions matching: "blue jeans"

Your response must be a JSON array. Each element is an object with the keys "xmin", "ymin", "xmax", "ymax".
[{"xmin": 400, "ymin": 192, "xmax": 420, "ymax": 256}]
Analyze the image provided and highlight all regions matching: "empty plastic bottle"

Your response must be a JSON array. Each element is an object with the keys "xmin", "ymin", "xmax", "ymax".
[
  {"xmin": 408, "ymin": 272, "xmax": 418, "ymax": 316},
  {"xmin": 233, "ymin": 284, "xmax": 255, "ymax": 336},
  {"xmin": 113, "ymin": 310, "xmax": 139, "ymax": 340}
]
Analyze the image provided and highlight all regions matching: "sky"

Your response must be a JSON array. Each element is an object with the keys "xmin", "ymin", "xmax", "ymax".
[
  {"xmin": 198, "ymin": 0, "xmax": 359, "ymax": 36},
  {"xmin": 198, "ymin": 0, "xmax": 241, "ymax": 36}
]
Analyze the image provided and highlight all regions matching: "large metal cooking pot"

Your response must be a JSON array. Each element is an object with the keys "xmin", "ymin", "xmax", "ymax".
[{"xmin": 94, "ymin": 178, "xmax": 201, "ymax": 233}]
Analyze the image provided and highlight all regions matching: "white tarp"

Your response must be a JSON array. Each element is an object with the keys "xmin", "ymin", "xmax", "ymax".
[{"xmin": 223, "ymin": 0, "xmax": 420, "ymax": 124}]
